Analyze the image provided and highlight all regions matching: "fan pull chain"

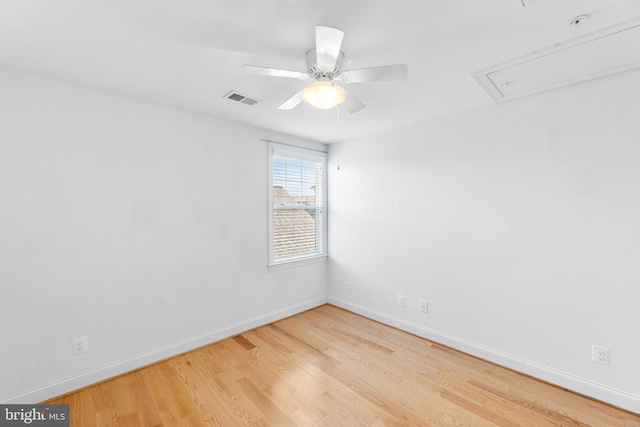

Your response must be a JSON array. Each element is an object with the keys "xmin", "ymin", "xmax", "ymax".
[{"xmin": 336, "ymin": 106, "xmax": 341, "ymax": 170}]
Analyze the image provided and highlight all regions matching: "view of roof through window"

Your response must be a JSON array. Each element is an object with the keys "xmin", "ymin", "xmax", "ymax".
[{"xmin": 272, "ymin": 156, "xmax": 324, "ymax": 259}]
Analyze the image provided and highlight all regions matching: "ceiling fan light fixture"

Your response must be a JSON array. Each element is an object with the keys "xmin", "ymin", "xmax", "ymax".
[{"xmin": 300, "ymin": 81, "xmax": 347, "ymax": 109}]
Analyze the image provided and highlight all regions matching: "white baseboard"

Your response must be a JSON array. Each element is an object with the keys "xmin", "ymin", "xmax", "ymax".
[
  {"xmin": 1, "ymin": 297, "xmax": 327, "ymax": 404},
  {"xmin": 328, "ymin": 297, "xmax": 640, "ymax": 414}
]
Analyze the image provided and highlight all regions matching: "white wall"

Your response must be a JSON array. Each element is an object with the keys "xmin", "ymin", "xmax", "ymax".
[
  {"xmin": 0, "ymin": 68, "xmax": 327, "ymax": 403},
  {"xmin": 328, "ymin": 69, "xmax": 640, "ymax": 412}
]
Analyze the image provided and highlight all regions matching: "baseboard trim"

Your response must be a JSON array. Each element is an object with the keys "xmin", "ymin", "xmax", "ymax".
[
  {"xmin": 328, "ymin": 297, "xmax": 640, "ymax": 414},
  {"xmin": 1, "ymin": 297, "xmax": 327, "ymax": 404}
]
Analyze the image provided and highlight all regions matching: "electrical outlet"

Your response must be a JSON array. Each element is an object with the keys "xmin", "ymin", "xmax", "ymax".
[
  {"xmin": 420, "ymin": 300, "xmax": 429, "ymax": 313},
  {"xmin": 346, "ymin": 281, "xmax": 352, "ymax": 292},
  {"xmin": 398, "ymin": 294, "xmax": 406, "ymax": 307},
  {"xmin": 592, "ymin": 345, "xmax": 610, "ymax": 365},
  {"xmin": 73, "ymin": 336, "xmax": 88, "ymax": 356}
]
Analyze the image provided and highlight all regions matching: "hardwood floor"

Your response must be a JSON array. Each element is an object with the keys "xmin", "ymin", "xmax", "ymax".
[{"xmin": 45, "ymin": 304, "xmax": 640, "ymax": 426}]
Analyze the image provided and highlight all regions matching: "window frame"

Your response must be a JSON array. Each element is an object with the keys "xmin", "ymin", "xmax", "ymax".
[{"xmin": 268, "ymin": 141, "xmax": 328, "ymax": 268}]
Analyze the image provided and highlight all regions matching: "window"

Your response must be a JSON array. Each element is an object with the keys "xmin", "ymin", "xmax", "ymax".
[{"xmin": 268, "ymin": 142, "xmax": 327, "ymax": 266}]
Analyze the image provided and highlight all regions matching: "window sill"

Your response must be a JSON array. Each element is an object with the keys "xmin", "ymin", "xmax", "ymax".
[{"xmin": 268, "ymin": 255, "xmax": 328, "ymax": 272}]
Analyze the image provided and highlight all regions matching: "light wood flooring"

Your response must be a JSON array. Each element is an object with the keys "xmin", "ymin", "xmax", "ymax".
[{"xmin": 46, "ymin": 304, "xmax": 640, "ymax": 426}]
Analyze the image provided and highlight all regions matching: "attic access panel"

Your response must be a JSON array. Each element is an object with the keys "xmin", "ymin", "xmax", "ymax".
[{"xmin": 473, "ymin": 18, "xmax": 640, "ymax": 102}]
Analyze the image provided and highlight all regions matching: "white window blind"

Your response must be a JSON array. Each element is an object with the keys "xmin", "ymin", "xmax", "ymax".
[{"xmin": 268, "ymin": 142, "xmax": 327, "ymax": 265}]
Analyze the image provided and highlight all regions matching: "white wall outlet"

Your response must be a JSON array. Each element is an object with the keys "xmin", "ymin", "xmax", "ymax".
[
  {"xmin": 346, "ymin": 281, "xmax": 352, "ymax": 291},
  {"xmin": 420, "ymin": 300, "xmax": 429, "ymax": 313},
  {"xmin": 72, "ymin": 336, "xmax": 88, "ymax": 356},
  {"xmin": 592, "ymin": 345, "xmax": 610, "ymax": 365},
  {"xmin": 398, "ymin": 294, "xmax": 406, "ymax": 307}
]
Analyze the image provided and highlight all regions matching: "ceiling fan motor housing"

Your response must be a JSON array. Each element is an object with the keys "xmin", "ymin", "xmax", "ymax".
[{"xmin": 305, "ymin": 48, "xmax": 344, "ymax": 81}]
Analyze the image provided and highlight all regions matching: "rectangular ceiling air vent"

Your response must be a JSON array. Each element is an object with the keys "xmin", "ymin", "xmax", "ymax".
[
  {"xmin": 472, "ymin": 18, "xmax": 640, "ymax": 102},
  {"xmin": 223, "ymin": 90, "xmax": 261, "ymax": 106}
]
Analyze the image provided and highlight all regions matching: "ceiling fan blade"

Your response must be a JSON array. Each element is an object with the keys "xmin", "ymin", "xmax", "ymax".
[
  {"xmin": 341, "ymin": 88, "xmax": 365, "ymax": 114},
  {"xmin": 278, "ymin": 89, "xmax": 304, "ymax": 110},
  {"xmin": 315, "ymin": 26, "xmax": 344, "ymax": 69},
  {"xmin": 340, "ymin": 64, "xmax": 408, "ymax": 83},
  {"xmin": 243, "ymin": 65, "xmax": 308, "ymax": 79}
]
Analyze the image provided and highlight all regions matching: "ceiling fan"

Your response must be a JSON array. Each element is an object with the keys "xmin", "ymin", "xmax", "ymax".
[{"xmin": 242, "ymin": 26, "xmax": 408, "ymax": 113}]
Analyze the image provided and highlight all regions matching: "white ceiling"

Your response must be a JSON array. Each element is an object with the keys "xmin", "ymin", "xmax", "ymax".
[{"xmin": 1, "ymin": 0, "xmax": 638, "ymax": 143}]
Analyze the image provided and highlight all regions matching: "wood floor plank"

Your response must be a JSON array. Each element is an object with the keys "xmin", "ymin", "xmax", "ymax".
[
  {"xmin": 126, "ymin": 371, "xmax": 164, "ymax": 427},
  {"xmin": 186, "ymin": 358, "xmax": 263, "ymax": 426},
  {"xmin": 234, "ymin": 377, "xmax": 297, "ymax": 427},
  {"xmin": 139, "ymin": 361, "xmax": 206, "ymax": 427},
  {"xmin": 43, "ymin": 304, "xmax": 640, "ymax": 426},
  {"xmin": 288, "ymin": 408, "xmax": 322, "ymax": 427}
]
